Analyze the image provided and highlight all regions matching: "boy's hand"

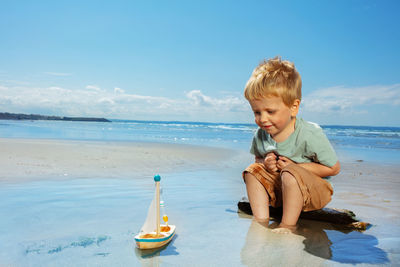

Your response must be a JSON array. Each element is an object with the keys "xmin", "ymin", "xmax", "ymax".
[
  {"xmin": 264, "ymin": 152, "xmax": 278, "ymax": 173},
  {"xmin": 277, "ymin": 156, "xmax": 295, "ymax": 171},
  {"xmin": 255, "ymin": 156, "xmax": 264, "ymax": 164}
]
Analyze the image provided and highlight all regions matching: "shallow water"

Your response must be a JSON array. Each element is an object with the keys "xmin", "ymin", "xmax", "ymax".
[{"xmin": 1, "ymin": 170, "xmax": 398, "ymax": 266}]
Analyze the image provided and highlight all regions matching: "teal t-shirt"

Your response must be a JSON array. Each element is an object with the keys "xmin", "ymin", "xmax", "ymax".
[{"xmin": 250, "ymin": 118, "xmax": 338, "ymax": 167}]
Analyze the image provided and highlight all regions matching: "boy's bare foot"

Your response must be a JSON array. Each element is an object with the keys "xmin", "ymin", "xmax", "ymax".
[
  {"xmin": 271, "ymin": 223, "xmax": 297, "ymax": 234},
  {"xmin": 253, "ymin": 217, "xmax": 270, "ymax": 228},
  {"xmin": 271, "ymin": 227, "xmax": 292, "ymax": 234}
]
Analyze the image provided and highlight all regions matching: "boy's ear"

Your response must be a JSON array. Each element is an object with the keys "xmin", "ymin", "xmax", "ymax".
[{"xmin": 290, "ymin": 99, "xmax": 301, "ymax": 116}]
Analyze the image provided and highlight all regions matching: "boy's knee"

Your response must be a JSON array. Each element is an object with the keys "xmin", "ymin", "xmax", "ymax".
[
  {"xmin": 243, "ymin": 172, "xmax": 255, "ymax": 183},
  {"xmin": 281, "ymin": 172, "xmax": 298, "ymax": 188}
]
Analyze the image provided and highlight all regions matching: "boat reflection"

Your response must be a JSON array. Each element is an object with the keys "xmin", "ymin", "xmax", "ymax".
[{"xmin": 135, "ymin": 234, "xmax": 179, "ymax": 267}]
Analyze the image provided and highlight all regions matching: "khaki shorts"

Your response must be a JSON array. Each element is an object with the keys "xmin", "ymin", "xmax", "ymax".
[{"xmin": 243, "ymin": 163, "xmax": 333, "ymax": 212}]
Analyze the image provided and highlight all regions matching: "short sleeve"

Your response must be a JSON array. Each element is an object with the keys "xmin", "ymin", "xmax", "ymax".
[
  {"xmin": 250, "ymin": 137, "xmax": 256, "ymax": 155},
  {"xmin": 250, "ymin": 137, "xmax": 262, "ymax": 157},
  {"xmin": 304, "ymin": 128, "xmax": 338, "ymax": 167},
  {"xmin": 250, "ymin": 128, "xmax": 266, "ymax": 158}
]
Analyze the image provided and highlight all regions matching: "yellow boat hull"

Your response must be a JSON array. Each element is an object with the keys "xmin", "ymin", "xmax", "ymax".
[{"xmin": 135, "ymin": 225, "xmax": 176, "ymax": 249}]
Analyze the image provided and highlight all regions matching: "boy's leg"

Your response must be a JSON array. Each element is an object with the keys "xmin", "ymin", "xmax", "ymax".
[
  {"xmin": 273, "ymin": 171, "xmax": 302, "ymax": 233},
  {"xmin": 244, "ymin": 172, "xmax": 270, "ymax": 222}
]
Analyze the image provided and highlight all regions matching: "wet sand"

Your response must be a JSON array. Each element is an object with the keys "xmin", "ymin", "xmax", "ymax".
[
  {"xmin": 0, "ymin": 138, "xmax": 399, "ymax": 266},
  {"xmin": 0, "ymin": 138, "xmax": 247, "ymax": 183}
]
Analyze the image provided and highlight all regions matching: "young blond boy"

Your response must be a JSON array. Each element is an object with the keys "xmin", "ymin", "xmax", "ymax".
[{"xmin": 243, "ymin": 57, "xmax": 340, "ymax": 233}]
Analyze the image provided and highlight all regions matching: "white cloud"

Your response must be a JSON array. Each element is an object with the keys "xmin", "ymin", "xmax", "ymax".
[
  {"xmin": 302, "ymin": 84, "xmax": 400, "ymax": 113},
  {"xmin": 186, "ymin": 90, "xmax": 248, "ymax": 112},
  {"xmin": 2, "ymin": 82, "xmax": 398, "ymax": 124},
  {"xmin": 186, "ymin": 90, "xmax": 213, "ymax": 106},
  {"xmin": 86, "ymin": 85, "xmax": 103, "ymax": 92},
  {"xmin": 98, "ymin": 97, "xmax": 115, "ymax": 105},
  {"xmin": 0, "ymin": 84, "xmax": 250, "ymax": 122},
  {"xmin": 114, "ymin": 87, "xmax": 125, "ymax": 94}
]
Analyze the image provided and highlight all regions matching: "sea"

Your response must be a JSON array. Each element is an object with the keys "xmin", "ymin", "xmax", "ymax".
[
  {"xmin": 1, "ymin": 119, "xmax": 399, "ymax": 266},
  {"xmin": 1, "ymin": 119, "xmax": 399, "ymax": 164}
]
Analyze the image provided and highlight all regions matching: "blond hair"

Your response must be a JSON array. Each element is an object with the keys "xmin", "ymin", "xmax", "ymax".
[{"xmin": 244, "ymin": 56, "xmax": 302, "ymax": 106}]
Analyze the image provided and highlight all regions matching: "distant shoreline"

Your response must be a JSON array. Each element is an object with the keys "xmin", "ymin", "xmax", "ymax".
[{"xmin": 0, "ymin": 112, "xmax": 110, "ymax": 122}]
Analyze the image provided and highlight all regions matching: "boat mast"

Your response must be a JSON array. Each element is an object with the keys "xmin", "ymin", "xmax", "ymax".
[{"xmin": 154, "ymin": 174, "xmax": 161, "ymax": 236}]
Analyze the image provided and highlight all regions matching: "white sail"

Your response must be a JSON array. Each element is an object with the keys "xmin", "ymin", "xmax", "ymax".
[
  {"xmin": 140, "ymin": 188, "xmax": 158, "ymax": 233},
  {"xmin": 135, "ymin": 176, "xmax": 176, "ymax": 250}
]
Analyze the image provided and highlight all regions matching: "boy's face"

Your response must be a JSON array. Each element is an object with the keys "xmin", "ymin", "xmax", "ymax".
[{"xmin": 249, "ymin": 95, "xmax": 300, "ymax": 141}]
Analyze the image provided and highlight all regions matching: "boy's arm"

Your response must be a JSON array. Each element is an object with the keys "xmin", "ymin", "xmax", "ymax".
[
  {"xmin": 298, "ymin": 161, "xmax": 340, "ymax": 177},
  {"xmin": 277, "ymin": 156, "xmax": 341, "ymax": 177},
  {"xmin": 255, "ymin": 156, "xmax": 264, "ymax": 164}
]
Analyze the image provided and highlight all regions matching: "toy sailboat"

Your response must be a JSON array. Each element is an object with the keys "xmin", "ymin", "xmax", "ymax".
[{"xmin": 134, "ymin": 175, "xmax": 176, "ymax": 249}]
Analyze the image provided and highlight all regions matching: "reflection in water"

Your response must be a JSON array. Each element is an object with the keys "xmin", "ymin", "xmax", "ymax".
[
  {"xmin": 326, "ymin": 230, "xmax": 389, "ymax": 264},
  {"xmin": 135, "ymin": 235, "xmax": 179, "ymax": 267},
  {"xmin": 296, "ymin": 220, "xmax": 332, "ymax": 260},
  {"xmin": 241, "ymin": 220, "xmax": 308, "ymax": 266},
  {"xmin": 298, "ymin": 220, "xmax": 389, "ymax": 264},
  {"xmin": 240, "ymin": 216, "xmax": 389, "ymax": 266}
]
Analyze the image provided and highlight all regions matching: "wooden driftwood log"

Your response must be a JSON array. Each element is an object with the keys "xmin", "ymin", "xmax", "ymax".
[{"xmin": 237, "ymin": 198, "xmax": 370, "ymax": 231}]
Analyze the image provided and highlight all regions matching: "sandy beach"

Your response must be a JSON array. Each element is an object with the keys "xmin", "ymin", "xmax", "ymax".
[
  {"xmin": 1, "ymin": 138, "xmax": 399, "ymax": 266},
  {"xmin": 0, "ymin": 138, "xmax": 248, "ymax": 183}
]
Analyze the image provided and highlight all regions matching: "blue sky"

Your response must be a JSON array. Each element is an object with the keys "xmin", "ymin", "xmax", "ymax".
[{"xmin": 1, "ymin": 0, "xmax": 399, "ymax": 126}]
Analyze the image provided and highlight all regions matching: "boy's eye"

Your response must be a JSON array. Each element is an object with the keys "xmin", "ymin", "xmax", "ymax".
[
  {"xmin": 267, "ymin": 110, "xmax": 276, "ymax": 114},
  {"xmin": 254, "ymin": 111, "xmax": 261, "ymax": 115}
]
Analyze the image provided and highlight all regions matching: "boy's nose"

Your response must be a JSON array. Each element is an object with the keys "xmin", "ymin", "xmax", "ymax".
[{"xmin": 260, "ymin": 112, "xmax": 269, "ymax": 123}]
